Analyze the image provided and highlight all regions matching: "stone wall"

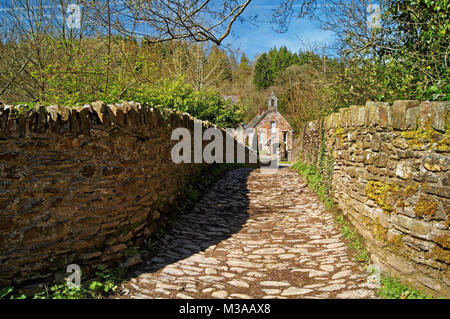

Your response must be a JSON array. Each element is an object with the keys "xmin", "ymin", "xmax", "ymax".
[
  {"xmin": 0, "ymin": 101, "xmax": 256, "ymax": 287},
  {"xmin": 299, "ymin": 100, "xmax": 449, "ymax": 297}
]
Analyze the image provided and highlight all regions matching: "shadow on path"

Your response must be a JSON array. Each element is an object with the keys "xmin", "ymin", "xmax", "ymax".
[
  {"xmin": 126, "ymin": 168, "xmax": 253, "ymax": 277},
  {"xmin": 116, "ymin": 166, "xmax": 379, "ymax": 299}
]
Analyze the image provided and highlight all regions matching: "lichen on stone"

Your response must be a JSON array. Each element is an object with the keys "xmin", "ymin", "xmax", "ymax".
[
  {"xmin": 400, "ymin": 119, "xmax": 450, "ymax": 152},
  {"xmin": 374, "ymin": 219, "xmax": 388, "ymax": 242},
  {"xmin": 334, "ymin": 127, "xmax": 344, "ymax": 137},
  {"xmin": 400, "ymin": 120, "xmax": 443, "ymax": 150},
  {"xmin": 387, "ymin": 233, "xmax": 404, "ymax": 254},
  {"xmin": 431, "ymin": 245, "xmax": 450, "ymax": 264},
  {"xmin": 434, "ymin": 233, "xmax": 450, "ymax": 250},
  {"xmin": 435, "ymin": 129, "xmax": 449, "ymax": 152},
  {"xmin": 365, "ymin": 180, "xmax": 399, "ymax": 212},
  {"xmin": 403, "ymin": 183, "xmax": 419, "ymax": 196},
  {"xmin": 414, "ymin": 195, "xmax": 438, "ymax": 218}
]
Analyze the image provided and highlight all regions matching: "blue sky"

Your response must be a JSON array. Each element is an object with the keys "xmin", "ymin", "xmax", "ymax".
[
  {"xmin": 223, "ymin": 0, "xmax": 336, "ymax": 61},
  {"xmin": 0, "ymin": 0, "xmax": 336, "ymax": 60}
]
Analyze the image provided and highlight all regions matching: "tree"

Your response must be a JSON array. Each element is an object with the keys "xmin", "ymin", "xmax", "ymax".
[
  {"xmin": 253, "ymin": 53, "xmax": 273, "ymax": 90},
  {"xmin": 382, "ymin": 0, "xmax": 449, "ymax": 100},
  {"xmin": 88, "ymin": 0, "xmax": 252, "ymax": 45},
  {"xmin": 270, "ymin": 0, "xmax": 449, "ymax": 101},
  {"xmin": 238, "ymin": 54, "xmax": 250, "ymax": 75}
]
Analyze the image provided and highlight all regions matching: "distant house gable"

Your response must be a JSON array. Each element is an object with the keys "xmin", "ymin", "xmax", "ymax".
[
  {"xmin": 246, "ymin": 92, "xmax": 293, "ymax": 161},
  {"xmin": 222, "ymin": 95, "xmax": 238, "ymax": 104}
]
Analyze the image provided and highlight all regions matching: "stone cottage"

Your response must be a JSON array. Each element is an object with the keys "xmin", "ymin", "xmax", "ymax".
[{"xmin": 247, "ymin": 92, "xmax": 293, "ymax": 161}]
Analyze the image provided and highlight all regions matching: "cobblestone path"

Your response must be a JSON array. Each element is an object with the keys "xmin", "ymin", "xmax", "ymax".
[{"xmin": 115, "ymin": 167, "xmax": 378, "ymax": 299}]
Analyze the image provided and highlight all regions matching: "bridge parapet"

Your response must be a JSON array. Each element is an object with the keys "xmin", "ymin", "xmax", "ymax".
[
  {"xmin": 0, "ymin": 101, "xmax": 257, "ymax": 287},
  {"xmin": 297, "ymin": 100, "xmax": 449, "ymax": 297}
]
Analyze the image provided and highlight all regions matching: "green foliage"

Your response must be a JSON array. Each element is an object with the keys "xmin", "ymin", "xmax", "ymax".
[
  {"xmin": 33, "ymin": 284, "xmax": 88, "ymax": 299},
  {"xmin": 0, "ymin": 264, "xmax": 127, "ymax": 299},
  {"xmin": 88, "ymin": 280, "xmax": 117, "ymax": 295},
  {"xmin": 0, "ymin": 286, "xmax": 13, "ymax": 298},
  {"xmin": 0, "ymin": 36, "xmax": 243, "ymax": 128},
  {"xmin": 254, "ymin": 47, "xmax": 313, "ymax": 91},
  {"xmin": 94, "ymin": 265, "xmax": 125, "ymax": 288},
  {"xmin": 253, "ymin": 53, "xmax": 274, "ymax": 90},
  {"xmin": 378, "ymin": 275, "xmax": 434, "ymax": 299},
  {"xmin": 0, "ymin": 286, "xmax": 26, "ymax": 299},
  {"xmin": 382, "ymin": 0, "xmax": 449, "ymax": 101},
  {"xmin": 266, "ymin": 1, "xmax": 449, "ymax": 130},
  {"xmin": 122, "ymin": 78, "xmax": 243, "ymax": 128},
  {"xmin": 334, "ymin": 215, "xmax": 369, "ymax": 263},
  {"xmin": 291, "ymin": 161, "xmax": 334, "ymax": 209}
]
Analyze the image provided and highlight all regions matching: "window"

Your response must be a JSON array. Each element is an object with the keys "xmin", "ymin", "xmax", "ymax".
[
  {"xmin": 283, "ymin": 132, "xmax": 288, "ymax": 144},
  {"xmin": 270, "ymin": 121, "xmax": 276, "ymax": 133},
  {"xmin": 259, "ymin": 132, "xmax": 264, "ymax": 153}
]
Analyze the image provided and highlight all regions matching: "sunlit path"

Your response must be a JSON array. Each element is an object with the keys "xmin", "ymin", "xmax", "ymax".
[{"xmin": 114, "ymin": 167, "xmax": 378, "ymax": 299}]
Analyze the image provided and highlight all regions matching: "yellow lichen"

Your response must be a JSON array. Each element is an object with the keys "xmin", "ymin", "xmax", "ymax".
[
  {"xmin": 414, "ymin": 195, "xmax": 438, "ymax": 218},
  {"xmin": 403, "ymin": 183, "xmax": 419, "ymax": 196},
  {"xmin": 374, "ymin": 221, "xmax": 388, "ymax": 242},
  {"xmin": 334, "ymin": 127, "xmax": 344, "ymax": 136},
  {"xmin": 431, "ymin": 245, "xmax": 450, "ymax": 264},
  {"xmin": 435, "ymin": 129, "xmax": 450, "ymax": 152},
  {"xmin": 400, "ymin": 121, "xmax": 443, "ymax": 150},
  {"xmin": 387, "ymin": 233, "xmax": 404, "ymax": 253},
  {"xmin": 435, "ymin": 233, "xmax": 450, "ymax": 250},
  {"xmin": 334, "ymin": 127, "xmax": 345, "ymax": 147},
  {"xmin": 365, "ymin": 181, "xmax": 399, "ymax": 212}
]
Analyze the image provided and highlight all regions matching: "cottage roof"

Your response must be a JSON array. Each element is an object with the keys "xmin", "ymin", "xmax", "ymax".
[{"xmin": 247, "ymin": 109, "xmax": 270, "ymax": 128}]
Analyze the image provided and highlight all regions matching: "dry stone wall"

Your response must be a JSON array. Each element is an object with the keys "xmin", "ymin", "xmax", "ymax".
[
  {"xmin": 0, "ymin": 101, "xmax": 256, "ymax": 287},
  {"xmin": 298, "ymin": 100, "xmax": 449, "ymax": 297}
]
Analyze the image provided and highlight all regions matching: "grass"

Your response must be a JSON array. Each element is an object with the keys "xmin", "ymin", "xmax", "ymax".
[
  {"xmin": 0, "ymin": 265, "xmax": 125, "ymax": 299},
  {"xmin": 334, "ymin": 214, "xmax": 369, "ymax": 264},
  {"xmin": 291, "ymin": 161, "xmax": 334, "ymax": 209},
  {"xmin": 378, "ymin": 275, "xmax": 434, "ymax": 299}
]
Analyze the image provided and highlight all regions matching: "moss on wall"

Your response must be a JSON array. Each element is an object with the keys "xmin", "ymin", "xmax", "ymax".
[
  {"xmin": 387, "ymin": 233, "xmax": 404, "ymax": 254},
  {"xmin": 365, "ymin": 181, "xmax": 399, "ymax": 212},
  {"xmin": 298, "ymin": 100, "xmax": 450, "ymax": 297},
  {"xmin": 431, "ymin": 245, "xmax": 450, "ymax": 264},
  {"xmin": 435, "ymin": 233, "xmax": 450, "ymax": 249},
  {"xmin": 400, "ymin": 120, "xmax": 446, "ymax": 150},
  {"xmin": 374, "ymin": 219, "xmax": 388, "ymax": 242},
  {"xmin": 436, "ymin": 130, "xmax": 450, "ymax": 152},
  {"xmin": 414, "ymin": 195, "xmax": 438, "ymax": 218}
]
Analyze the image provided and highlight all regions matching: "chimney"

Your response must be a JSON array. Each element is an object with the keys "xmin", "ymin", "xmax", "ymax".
[{"xmin": 259, "ymin": 107, "xmax": 264, "ymax": 115}]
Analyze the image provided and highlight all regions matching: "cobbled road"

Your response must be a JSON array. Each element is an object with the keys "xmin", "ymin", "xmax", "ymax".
[{"xmin": 114, "ymin": 167, "xmax": 378, "ymax": 299}]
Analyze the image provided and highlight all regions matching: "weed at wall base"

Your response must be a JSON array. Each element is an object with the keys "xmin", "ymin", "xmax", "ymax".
[
  {"xmin": 378, "ymin": 275, "xmax": 435, "ymax": 299},
  {"xmin": 291, "ymin": 161, "xmax": 334, "ymax": 209}
]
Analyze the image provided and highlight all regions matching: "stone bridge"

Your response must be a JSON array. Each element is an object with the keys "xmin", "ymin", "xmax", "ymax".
[{"xmin": 0, "ymin": 100, "xmax": 448, "ymax": 298}]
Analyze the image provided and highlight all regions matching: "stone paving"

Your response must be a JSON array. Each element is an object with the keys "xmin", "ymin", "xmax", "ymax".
[{"xmin": 114, "ymin": 167, "xmax": 378, "ymax": 299}]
